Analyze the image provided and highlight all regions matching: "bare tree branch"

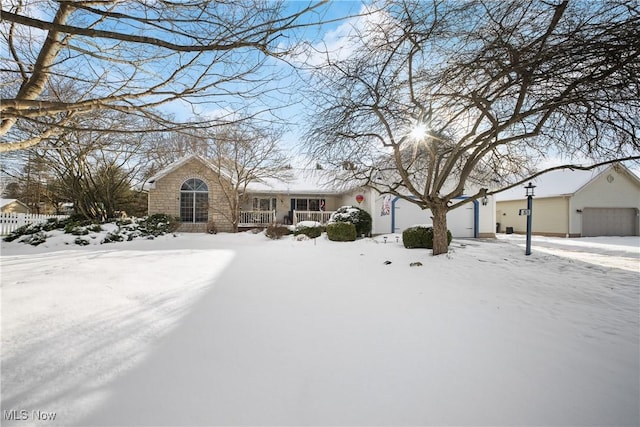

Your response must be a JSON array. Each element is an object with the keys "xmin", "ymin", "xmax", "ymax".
[{"xmin": 304, "ymin": 0, "xmax": 640, "ymax": 255}]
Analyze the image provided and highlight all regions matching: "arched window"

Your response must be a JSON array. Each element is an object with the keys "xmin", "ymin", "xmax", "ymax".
[{"xmin": 180, "ymin": 178, "xmax": 208, "ymax": 223}]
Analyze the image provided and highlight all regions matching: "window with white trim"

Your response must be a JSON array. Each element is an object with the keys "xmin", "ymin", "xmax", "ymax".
[
  {"xmin": 252, "ymin": 197, "xmax": 277, "ymax": 211},
  {"xmin": 180, "ymin": 178, "xmax": 208, "ymax": 223},
  {"xmin": 293, "ymin": 198, "xmax": 326, "ymax": 211}
]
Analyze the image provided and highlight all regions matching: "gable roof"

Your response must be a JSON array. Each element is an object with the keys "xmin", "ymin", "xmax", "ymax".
[
  {"xmin": 143, "ymin": 154, "xmax": 223, "ymax": 190},
  {"xmin": 495, "ymin": 163, "xmax": 640, "ymax": 201},
  {"xmin": 247, "ymin": 169, "xmax": 351, "ymax": 195},
  {"xmin": 0, "ymin": 198, "xmax": 29, "ymax": 209}
]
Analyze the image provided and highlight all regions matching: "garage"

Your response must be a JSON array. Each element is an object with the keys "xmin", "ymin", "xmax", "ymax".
[
  {"xmin": 582, "ymin": 207, "xmax": 638, "ymax": 237},
  {"xmin": 391, "ymin": 197, "xmax": 476, "ymax": 238}
]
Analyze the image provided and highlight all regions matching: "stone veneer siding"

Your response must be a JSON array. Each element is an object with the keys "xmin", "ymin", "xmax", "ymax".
[{"xmin": 148, "ymin": 158, "xmax": 234, "ymax": 232}]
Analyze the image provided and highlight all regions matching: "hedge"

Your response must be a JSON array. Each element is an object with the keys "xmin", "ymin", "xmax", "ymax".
[
  {"xmin": 402, "ymin": 225, "xmax": 452, "ymax": 249},
  {"xmin": 326, "ymin": 222, "xmax": 357, "ymax": 241}
]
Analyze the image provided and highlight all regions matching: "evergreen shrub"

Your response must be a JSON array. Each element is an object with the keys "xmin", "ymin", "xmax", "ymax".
[
  {"xmin": 138, "ymin": 213, "xmax": 179, "ymax": 236},
  {"xmin": 265, "ymin": 224, "xmax": 291, "ymax": 240},
  {"xmin": 23, "ymin": 231, "xmax": 47, "ymax": 246},
  {"xmin": 293, "ymin": 222, "xmax": 324, "ymax": 239},
  {"xmin": 326, "ymin": 222, "xmax": 357, "ymax": 242},
  {"xmin": 402, "ymin": 225, "xmax": 452, "ymax": 249},
  {"xmin": 329, "ymin": 206, "xmax": 372, "ymax": 237}
]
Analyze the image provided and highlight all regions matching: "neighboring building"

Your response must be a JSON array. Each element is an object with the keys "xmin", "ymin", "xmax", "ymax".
[
  {"xmin": 0, "ymin": 198, "xmax": 30, "ymax": 214},
  {"xmin": 144, "ymin": 154, "xmax": 497, "ymax": 238},
  {"xmin": 495, "ymin": 163, "xmax": 640, "ymax": 237}
]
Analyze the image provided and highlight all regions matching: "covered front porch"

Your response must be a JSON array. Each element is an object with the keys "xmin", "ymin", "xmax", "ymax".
[{"xmin": 238, "ymin": 210, "xmax": 335, "ymax": 228}]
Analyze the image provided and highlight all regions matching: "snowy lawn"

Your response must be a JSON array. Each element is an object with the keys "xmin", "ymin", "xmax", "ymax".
[{"xmin": 1, "ymin": 231, "xmax": 638, "ymax": 426}]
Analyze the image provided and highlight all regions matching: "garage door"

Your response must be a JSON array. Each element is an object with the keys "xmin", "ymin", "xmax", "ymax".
[
  {"xmin": 582, "ymin": 208, "xmax": 638, "ymax": 237},
  {"xmin": 392, "ymin": 199, "xmax": 475, "ymax": 238}
]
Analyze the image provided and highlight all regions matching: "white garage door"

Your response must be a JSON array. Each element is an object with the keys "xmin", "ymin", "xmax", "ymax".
[
  {"xmin": 393, "ymin": 199, "xmax": 475, "ymax": 238},
  {"xmin": 582, "ymin": 208, "xmax": 638, "ymax": 237}
]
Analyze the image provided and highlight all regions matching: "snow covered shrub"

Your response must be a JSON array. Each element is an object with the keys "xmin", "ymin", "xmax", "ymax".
[
  {"xmin": 402, "ymin": 225, "xmax": 452, "ymax": 249},
  {"xmin": 265, "ymin": 224, "xmax": 291, "ymax": 240},
  {"xmin": 294, "ymin": 221, "xmax": 324, "ymax": 239},
  {"xmin": 3, "ymin": 217, "xmax": 68, "ymax": 242},
  {"xmin": 74, "ymin": 237, "xmax": 90, "ymax": 246},
  {"xmin": 329, "ymin": 206, "xmax": 372, "ymax": 237},
  {"xmin": 20, "ymin": 231, "xmax": 47, "ymax": 246},
  {"xmin": 101, "ymin": 232, "xmax": 124, "ymax": 244},
  {"xmin": 3, "ymin": 225, "xmax": 31, "ymax": 242},
  {"xmin": 40, "ymin": 217, "xmax": 68, "ymax": 231},
  {"xmin": 138, "ymin": 213, "xmax": 179, "ymax": 236},
  {"xmin": 326, "ymin": 222, "xmax": 357, "ymax": 242}
]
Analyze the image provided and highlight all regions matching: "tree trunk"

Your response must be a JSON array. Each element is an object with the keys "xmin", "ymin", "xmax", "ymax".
[
  {"xmin": 231, "ymin": 204, "xmax": 240, "ymax": 233},
  {"xmin": 431, "ymin": 202, "xmax": 449, "ymax": 256}
]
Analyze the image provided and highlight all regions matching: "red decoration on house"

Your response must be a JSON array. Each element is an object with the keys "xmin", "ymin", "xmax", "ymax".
[{"xmin": 355, "ymin": 194, "xmax": 364, "ymax": 204}]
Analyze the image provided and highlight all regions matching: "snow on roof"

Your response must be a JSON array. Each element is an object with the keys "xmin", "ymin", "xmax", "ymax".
[
  {"xmin": 0, "ymin": 198, "xmax": 29, "ymax": 209},
  {"xmin": 0, "ymin": 198, "xmax": 17, "ymax": 208},
  {"xmin": 142, "ymin": 154, "xmax": 225, "ymax": 190},
  {"xmin": 495, "ymin": 164, "xmax": 639, "ymax": 201},
  {"xmin": 247, "ymin": 169, "xmax": 352, "ymax": 195}
]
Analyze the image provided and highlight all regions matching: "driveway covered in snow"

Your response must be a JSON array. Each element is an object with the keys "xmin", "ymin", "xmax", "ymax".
[{"xmin": 1, "ymin": 233, "xmax": 638, "ymax": 426}]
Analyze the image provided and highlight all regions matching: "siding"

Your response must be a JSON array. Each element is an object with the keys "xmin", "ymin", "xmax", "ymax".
[{"xmin": 497, "ymin": 197, "xmax": 569, "ymax": 237}]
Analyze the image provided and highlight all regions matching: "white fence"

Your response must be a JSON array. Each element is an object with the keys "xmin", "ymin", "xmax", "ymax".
[{"xmin": 0, "ymin": 213, "xmax": 69, "ymax": 236}]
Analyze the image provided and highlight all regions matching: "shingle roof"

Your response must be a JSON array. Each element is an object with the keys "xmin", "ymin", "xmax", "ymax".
[
  {"xmin": 247, "ymin": 169, "xmax": 350, "ymax": 195},
  {"xmin": 495, "ymin": 163, "xmax": 640, "ymax": 201}
]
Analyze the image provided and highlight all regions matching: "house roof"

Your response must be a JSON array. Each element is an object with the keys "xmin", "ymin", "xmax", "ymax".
[
  {"xmin": 143, "ymin": 154, "xmax": 224, "ymax": 190},
  {"xmin": 0, "ymin": 198, "xmax": 17, "ymax": 208},
  {"xmin": 495, "ymin": 163, "xmax": 640, "ymax": 201},
  {"xmin": 142, "ymin": 154, "xmax": 354, "ymax": 195},
  {"xmin": 0, "ymin": 198, "xmax": 29, "ymax": 209},
  {"xmin": 247, "ymin": 169, "xmax": 351, "ymax": 195}
]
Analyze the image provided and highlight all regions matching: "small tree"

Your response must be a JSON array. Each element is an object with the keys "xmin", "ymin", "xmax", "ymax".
[
  {"xmin": 27, "ymin": 110, "xmax": 151, "ymax": 220},
  {"xmin": 208, "ymin": 121, "xmax": 291, "ymax": 232}
]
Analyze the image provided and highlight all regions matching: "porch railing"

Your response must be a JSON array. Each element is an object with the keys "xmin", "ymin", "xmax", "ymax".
[
  {"xmin": 239, "ymin": 210, "xmax": 276, "ymax": 227},
  {"xmin": 293, "ymin": 210, "xmax": 335, "ymax": 225},
  {"xmin": 238, "ymin": 210, "xmax": 337, "ymax": 227}
]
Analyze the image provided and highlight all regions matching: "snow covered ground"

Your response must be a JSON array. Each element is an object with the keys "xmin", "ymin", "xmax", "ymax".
[{"xmin": 1, "ymin": 231, "xmax": 638, "ymax": 426}]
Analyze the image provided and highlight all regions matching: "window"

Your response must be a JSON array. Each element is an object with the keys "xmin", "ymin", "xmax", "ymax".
[
  {"xmin": 180, "ymin": 178, "xmax": 208, "ymax": 223},
  {"xmin": 293, "ymin": 198, "xmax": 325, "ymax": 211},
  {"xmin": 252, "ymin": 197, "xmax": 277, "ymax": 211},
  {"xmin": 296, "ymin": 198, "xmax": 308, "ymax": 211}
]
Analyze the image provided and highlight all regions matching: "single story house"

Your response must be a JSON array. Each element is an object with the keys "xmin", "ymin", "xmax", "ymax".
[
  {"xmin": 495, "ymin": 163, "xmax": 640, "ymax": 237},
  {"xmin": 144, "ymin": 155, "xmax": 235, "ymax": 232},
  {"xmin": 0, "ymin": 198, "xmax": 30, "ymax": 214},
  {"xmin": 145, "ymin": 154, "xmax": 497, "ymax": 237}
]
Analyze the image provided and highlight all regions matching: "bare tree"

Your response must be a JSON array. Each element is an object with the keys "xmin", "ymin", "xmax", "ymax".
[
  {"xmin": 207, "ymin": 122, "xmax": 291, "ymax": 232},
  {"xmin": 28, "ymin": 110, "xmax": 154, "ymax": 220},
  {"xmin": 0, "ymin": 0, "xmax": 335, "ymax": 152},
  {"xmin": 304, "ymin": 0, "xmax": 640, "ymax": 255}
]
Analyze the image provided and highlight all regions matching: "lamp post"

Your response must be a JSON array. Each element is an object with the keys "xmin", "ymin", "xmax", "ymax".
[{"xmin": 524, "ymin": 182, "xmax": 536, "ymax": 255}]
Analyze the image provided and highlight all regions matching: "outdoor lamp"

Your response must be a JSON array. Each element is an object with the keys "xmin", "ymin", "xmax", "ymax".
[
  {"xmin": 525, "ymin": 182, "xmax": 536, "ymax": 197},
  {"xmin": 481, "ymin": 195, "xmax": 488, "ymax": 206},
  {"xmin": 524, "ymin": 182, "xmax": 536, "ymax": 255}
]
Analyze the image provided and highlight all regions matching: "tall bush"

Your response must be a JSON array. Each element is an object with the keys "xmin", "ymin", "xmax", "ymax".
[
  {"xmin": 403, "ymin": 225, "xmax": 452, "ymax": 249},
  {"xmin": 329, "ymin": 206, "xmax": 372, "ymax": 237},
  {"xmin": 326, "ymin": 222, "xmax": 357, "ymax": 242}
]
